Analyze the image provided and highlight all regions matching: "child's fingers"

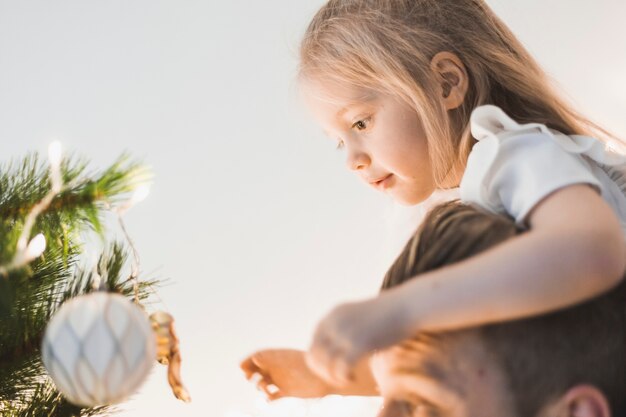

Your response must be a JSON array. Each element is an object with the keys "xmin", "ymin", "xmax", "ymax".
[
  {"xmin": 265, "ymin": 383, "xmax": 283, "ymax": 401},
  {"xmin": 255, "ymin": 376, "xmax": 284, "ymax": 401},
  {"xmin": 333, "ymin": 356, "xmax": 356, "ymax": 385},
  {"xmin": 256, "ymin": 376, "xmax": 279, "ymax": 398},
  {"xmin": 240, "ymin": 353, "xmax": 285, "ymax": 400},
  {"xmin": 267, "ymin": 392, "xmax": 284, "ymax": 401},
  {"xmin": 240, "ymin": 355, "xmax": 262, "ymax": 380},
  {"xmin": 250, "ymin": 372, "xmax": 263, "ymax": 386},
  {"xmin": 309, "ymin": 330, "xmax": 358, "ymax": 384},
  {"xmin": 306, "ymin": 341, "xmax": 331, "ymax": 382},
  {"xmin": 321, "ymin": 351, "xmax": 354, "ymax": 388},
  {"xmin": 307, "ymin": 337, "xmax": 344, "ymax": 384}
]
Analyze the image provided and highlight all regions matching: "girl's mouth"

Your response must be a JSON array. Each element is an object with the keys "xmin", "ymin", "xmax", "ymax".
[{"xmin": 370, "ymin": 174, "xmax": 393, "ymax": 190}]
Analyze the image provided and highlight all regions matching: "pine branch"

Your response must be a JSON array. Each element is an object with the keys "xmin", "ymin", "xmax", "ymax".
[
  {"xmin": 0, "ymin": 151, "xmax": 159, "ymax": 417},
  {"xmin": 0, "ymin": 153, "xmax": 149, "ymax": 238},
  {"xmin": 0, "ymin": 243, "xmax": 159, "ymax": 416},
  {"xmin": 0, "ymin": 243, "xmax": 80, "ymax": 365},
  {"xmin": 1, "ymin": 378, "xmax": 117, "ymax": 417}
]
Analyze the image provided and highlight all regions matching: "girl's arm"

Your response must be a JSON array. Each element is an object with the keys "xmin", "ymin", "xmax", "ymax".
[
  {"xmin": 395, "ymin": 184, "xmax": 625, "ymax": 332},
  {"xmin": 241, "ymin": 349, "xmax": 377, "ymax": 399},
  {"xmin": 307, "ymin": 184, "xmax": 625, "ymax": 384}
]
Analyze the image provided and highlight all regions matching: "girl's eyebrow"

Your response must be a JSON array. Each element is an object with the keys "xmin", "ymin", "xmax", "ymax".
[
  {"xmin": 335, "ymin": 93, "xmax": 379, "ymax": 118},
  {"xmin": 322, "ymin": 107, "xmax": 364, "ymax": 135},
  {"xmin": 335, "ymin": 106, "xmax": 350, "ymax": 118}
]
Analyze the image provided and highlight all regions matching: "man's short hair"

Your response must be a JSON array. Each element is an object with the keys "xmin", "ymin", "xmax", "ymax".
[{"xmin": 380, "ymin": 201, "xmax": 626, "ymax": 416}]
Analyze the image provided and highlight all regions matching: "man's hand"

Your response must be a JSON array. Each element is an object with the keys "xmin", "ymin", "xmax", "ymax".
[{"xmin": 240, "ymin": 349, "xmax": 334, "ymax": 400}]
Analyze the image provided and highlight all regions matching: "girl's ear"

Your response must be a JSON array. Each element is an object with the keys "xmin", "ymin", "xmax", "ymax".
[
  {"xmin": 544, "ymin": 385, "xmax": 611, "ymax": 417},
  {"xmin": 430, "ymin": 52, "xmax": 469, "ymax": 110}
]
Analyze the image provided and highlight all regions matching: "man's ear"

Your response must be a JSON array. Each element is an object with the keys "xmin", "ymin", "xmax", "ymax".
[
  {"xmin": 546, "ymin": 385, "xmax": 611, "ymax": 417},
  {"xmin": 429, "ymin": 51, "xmax": 469, "ymax": 110}
]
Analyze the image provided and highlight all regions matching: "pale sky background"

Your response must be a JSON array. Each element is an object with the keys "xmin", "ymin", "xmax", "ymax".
[{"xmin": 1, "ymin": 1, "xmax": 625, "ymax": 416}]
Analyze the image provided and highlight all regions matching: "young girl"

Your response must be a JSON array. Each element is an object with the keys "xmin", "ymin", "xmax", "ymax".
[{"xmin": 242, "ymin": 0, "xmax": 626, "ymax": 397}]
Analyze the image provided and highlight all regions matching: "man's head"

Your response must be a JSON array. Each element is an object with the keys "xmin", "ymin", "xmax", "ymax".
[{"xmin": 373, "ymin": 201, "xmax": 625, "ymax": 417}]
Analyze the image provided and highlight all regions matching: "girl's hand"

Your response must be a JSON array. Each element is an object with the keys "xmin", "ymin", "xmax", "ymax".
[
  {"xmin": 307, "ymin": 293, "xmax": 408, "ymax": 385},
  {"xmin": 240, "ymin": 349, "xmax": 334, "ymax": 400}
]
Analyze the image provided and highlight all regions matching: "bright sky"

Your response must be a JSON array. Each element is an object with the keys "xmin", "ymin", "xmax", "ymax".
[{"xmin": 1, "ymin": 1, "xmax": 625, "ymax": 416}]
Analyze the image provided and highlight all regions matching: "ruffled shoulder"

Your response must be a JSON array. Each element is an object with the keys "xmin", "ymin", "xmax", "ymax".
[
  {"xmin": 461, "ymin": 105, "xmax": 626, "ymax": 224},
  {"xmin": 470, "ymin": 104, "xmax": 626, "ymax": 167}
]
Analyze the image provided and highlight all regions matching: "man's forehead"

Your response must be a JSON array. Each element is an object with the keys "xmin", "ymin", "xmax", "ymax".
[
  {"xmin": 373, "ymin": 333, "xmax": 519, "ymax": 416},
  {"xmin": 373, "ymin": 336, "xmax": 467, "ymax": 402}
]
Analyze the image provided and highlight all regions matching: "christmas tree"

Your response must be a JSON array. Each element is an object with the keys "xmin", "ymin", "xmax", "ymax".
[{"xmin": 0, "ymin": 144, "xmax": 159, "ymax": 416}]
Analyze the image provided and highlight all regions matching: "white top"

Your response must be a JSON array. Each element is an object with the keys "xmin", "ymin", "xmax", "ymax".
[
  {"xmin": 381, "ymin": 105, "xmax": 626, "ymax": 269},
  {"xmin": 460, "ymin": 105, "xmax": 626, "ymax": 236}
]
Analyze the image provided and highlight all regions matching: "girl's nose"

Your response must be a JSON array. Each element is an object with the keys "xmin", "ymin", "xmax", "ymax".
[{"xmin": 346, "ymin": 148, "xmax": 371, "ymax": 171}]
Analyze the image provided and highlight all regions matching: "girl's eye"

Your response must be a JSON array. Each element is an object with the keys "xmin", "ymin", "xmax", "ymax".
[{"xmin": 351, "ymin": 118, "xmax": 370, "ymax": 131}]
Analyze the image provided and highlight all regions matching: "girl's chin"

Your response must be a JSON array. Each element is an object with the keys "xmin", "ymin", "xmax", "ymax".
[
  {"xmin": 393, "ymin": 197, "xmax": 424, "ymax": 206},
  {"xmin": 388, "ymin": 187, "xmax": 432, "ymax": 206}
]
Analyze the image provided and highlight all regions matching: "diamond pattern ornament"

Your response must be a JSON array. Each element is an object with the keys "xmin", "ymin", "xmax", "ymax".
[{"xmin": 42, "ymin": 292, "xmax": 156, "ymax": 407}]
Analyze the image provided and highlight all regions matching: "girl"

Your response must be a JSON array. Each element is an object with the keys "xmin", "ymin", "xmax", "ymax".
[
  {"xmin": 242, "ymin": 0, "xmax": 626, "ymax": 396},
  {"xmin": 301, "ymin": 0, "xmax": 626, "ymax": 384}
]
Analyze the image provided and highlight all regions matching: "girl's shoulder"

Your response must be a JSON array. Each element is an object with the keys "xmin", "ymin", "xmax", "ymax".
[
  {"xmin": 468, "ymin": 105, "xmax": 625, "ymax": 165},
  {"xmin": 470, "ymin": 104, "xmax": 535, "ymax": 143},
  {"xmin": 461, "ymin": 105, "xmax": 626, "ymax": 227}
]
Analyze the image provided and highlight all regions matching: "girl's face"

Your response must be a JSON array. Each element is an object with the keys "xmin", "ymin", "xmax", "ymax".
[{"xmin": 302, "ymin": 80, "xmax": 435, "ymax": 205}]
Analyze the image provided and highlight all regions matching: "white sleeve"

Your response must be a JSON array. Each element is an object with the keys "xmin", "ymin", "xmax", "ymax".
[{"xmin": 460, "ymin": 130, "xmax": 602, "ymax": 225}]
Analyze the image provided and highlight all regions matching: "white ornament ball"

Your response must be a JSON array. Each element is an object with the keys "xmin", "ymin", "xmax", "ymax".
[{"xmin": 41, "ymin": 292, "xmax": 156, "ymax": 407}]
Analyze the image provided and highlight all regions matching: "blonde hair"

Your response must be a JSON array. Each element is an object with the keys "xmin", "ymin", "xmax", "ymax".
[{"xmin": 299, "ymin": 0, "xmax": 621, "ymax": 186}]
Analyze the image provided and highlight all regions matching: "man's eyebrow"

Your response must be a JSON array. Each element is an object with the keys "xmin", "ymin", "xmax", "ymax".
[
  {"xmin": 389, "ymin": 359, "xmax": 449, "ymax": 385},
  {"xmin": 387, "ymin": 339, "xmax": 466, "ymax": 398},
  {"xmin": 387, "ymin": 368, "xmax": 465, "ymax": 407}
]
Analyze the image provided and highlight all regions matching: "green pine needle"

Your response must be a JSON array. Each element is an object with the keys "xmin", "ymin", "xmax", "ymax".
[{"xmin": 0, "ymin": 151, "xmax": 162, "ymax": 417}]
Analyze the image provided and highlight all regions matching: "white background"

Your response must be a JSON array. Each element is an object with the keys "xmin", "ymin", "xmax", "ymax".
[{"xmin": 1, "ymin": 1, "xmax": 625, "ymax": 416}]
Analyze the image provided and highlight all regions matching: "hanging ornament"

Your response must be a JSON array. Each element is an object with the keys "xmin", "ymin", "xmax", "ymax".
[
  {"xmin": 150, "ymin": 311, "xmax": 191, "ymax": 402},
  {"xmin": 41, "ymin": 291, "xmax": 156, "ymax": 407},
  {"xmin": 40, "ymin": 179, "xmax": 190, "ymax": 408}
]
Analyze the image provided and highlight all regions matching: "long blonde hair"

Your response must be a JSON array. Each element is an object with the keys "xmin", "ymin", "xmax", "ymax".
[{"xmin": 299, "ymin": 0, "xmax": 620, "ymax": 186}]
